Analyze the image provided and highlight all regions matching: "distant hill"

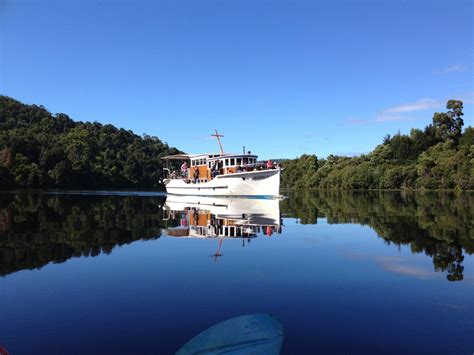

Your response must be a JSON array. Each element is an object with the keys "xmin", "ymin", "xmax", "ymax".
[
  {"xmin": 281, "ymin": 100, "xmax": 473, "ymax": 190},
  {"xmin": 0, "ymin": 95, "xmax": 181, "ymax": 188}
]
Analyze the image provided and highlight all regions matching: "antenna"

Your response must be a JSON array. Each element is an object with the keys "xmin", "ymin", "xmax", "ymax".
[{"xmin": 211, "ymin": 129, "xmax": 224, "ymax": 155}]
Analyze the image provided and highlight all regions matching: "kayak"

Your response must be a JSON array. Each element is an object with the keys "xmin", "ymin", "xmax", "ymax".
[{"xmin": 176, "ymin": 313, "xmax": 284, "ymax": 355}]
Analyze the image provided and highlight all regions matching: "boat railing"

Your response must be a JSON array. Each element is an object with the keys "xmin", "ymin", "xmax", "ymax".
[{"xmin": 163, "ymin": 168, "xmax": 189, "ymax": 180}]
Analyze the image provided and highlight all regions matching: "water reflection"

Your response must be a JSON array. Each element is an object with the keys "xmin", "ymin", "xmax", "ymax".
[
  {"xmin": 163, "ymin": 196, "xmax": 282, "ymax": 260},
  {"xmin": 281, "ymin": 190, "xmax": 473, "ymax": 282},
  {"xmin": 0, "ymin": 191, "xmax": 472, "ymax": 281},
  {"xmin": 0, "ymin": 192, "xmax": 167, "ymax": 276}
]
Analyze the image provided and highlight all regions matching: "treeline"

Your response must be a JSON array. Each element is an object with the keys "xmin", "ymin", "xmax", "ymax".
[
  {"xmin": 281, "ymin": 100, "xmax": 473, "ymax": 190},
  {"xmin": 0, "ymin": 96, "xmax": 181, "ymax": 188}
]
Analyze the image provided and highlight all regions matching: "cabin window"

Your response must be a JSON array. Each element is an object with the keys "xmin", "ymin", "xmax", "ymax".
[
  {"xmin": 243, "ymin": 158, "xmax": 248, "ymax": 165},
  {"xmin": 237, "ymin": 158, "xmax": 241, "ymax": 165},
  {"xmin": 225, "ymin": 159, "xmax": 229, "ymax": 167},
  {"xmin": 191, "ymin": 160, "xmax": 194, "ymax": 166},
  {"xmin": 230, "ymin": 158, "xmax": 235, "ymax": 166}
]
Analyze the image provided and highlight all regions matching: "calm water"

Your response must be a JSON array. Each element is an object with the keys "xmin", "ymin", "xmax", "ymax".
[{"xmin": 0, "ymin": 190, "xmax": 473, "ymax": 354}]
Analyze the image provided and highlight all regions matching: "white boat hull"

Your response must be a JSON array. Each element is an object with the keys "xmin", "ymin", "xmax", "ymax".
[{"xmin": 164, "ymin": 169, "xmax": 281, "ymax": 197}]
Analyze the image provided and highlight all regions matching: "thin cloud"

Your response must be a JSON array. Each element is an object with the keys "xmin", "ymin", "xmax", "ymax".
[
  {"xmin": 443, "ymin": 64, "xmax": 468, "ymax": 73},
  {"xmin": 348, "ymin": 94, "xmax": 469, "ymax": 126},
  {"xmin": 374, "ymin": 256, "xmax": 437, "ymax": 280},
  {"xmin": 383, "ymin": 99, "xmax": 441, "ymax": 114}
]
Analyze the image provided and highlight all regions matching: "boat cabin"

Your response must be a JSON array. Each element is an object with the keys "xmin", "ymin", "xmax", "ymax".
[
  {"xmin": 164, "ymin": 206, "xmax": 279, "ymax": 239},
  {"xmin": 162, "ymin": 153, "xmax": 259, "ymax": 183}
]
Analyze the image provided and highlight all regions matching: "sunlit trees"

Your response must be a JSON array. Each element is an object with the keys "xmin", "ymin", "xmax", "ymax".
[
  {"xmin": 282, "ymin": 100, "xmax": 472, "ymax": 190},
  {"xmin": 0, "ymin": 95, "xmax": 180, "ymax": 188},
  {"xmin": 432, "ymin": 100, "xmax": 464, "ymax": 142}
]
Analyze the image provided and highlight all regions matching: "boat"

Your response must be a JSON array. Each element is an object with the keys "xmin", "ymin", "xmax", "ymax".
[
  {"xmin": 161, "ymin": 130, "xmax": 281, "ymax": 197},
  {"xmin": 162, "ymin": 195, "xmax": 282, "ymax": 239}
]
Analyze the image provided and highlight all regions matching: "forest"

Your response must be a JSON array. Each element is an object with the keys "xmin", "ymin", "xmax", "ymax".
[
  {"xmin": 281, "ymin": 100, "xmax": 473, "ymax": 190},
  {"xmin": 0, "ymin": 95, "xmax": 180, "ymax": 188},
  {"xmin": 1, "ymin": 96, "xmax": 472, "ymax": 190}
]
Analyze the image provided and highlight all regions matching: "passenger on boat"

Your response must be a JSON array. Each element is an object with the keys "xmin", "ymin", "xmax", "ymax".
[
  {"xmin": 193, "ymin": 166, "xmax": 200, "ymax": 183},
  {"xmin": 236, "ymin": 165, "xmax": 243, "ymax": 172},
  {"xmin": 266, "ymin": 159, "xmax": 273, "ymax": 169},
  {"xmin": 211, "ymin": 160, "xmax": 219, "ymax": 177},
  {"xmin": 180, "ymin": 161, "xmax": 188, "ymax": 178},
  {"xmin": 265, "ymin": 226, "xmax": 273, "ymax": 236}
]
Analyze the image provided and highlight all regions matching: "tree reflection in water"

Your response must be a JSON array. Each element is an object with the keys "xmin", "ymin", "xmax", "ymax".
[
  {"xmin": 0, "ymin": 191, "xmax": 472, "ymax": 281},
  {"xmin": 281, "ymin": 190, "xmax": 473, "ymax": 281},
  {"xmin": 0, "ymin": 192, "xmax": 167, "ymax": 276}
]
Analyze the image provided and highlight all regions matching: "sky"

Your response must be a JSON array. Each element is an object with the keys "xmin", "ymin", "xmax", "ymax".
[{"xmin": 1, "ymin": 0, "xmax": 473, "ymax": 159}]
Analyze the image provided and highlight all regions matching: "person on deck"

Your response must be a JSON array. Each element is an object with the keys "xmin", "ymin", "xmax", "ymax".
[
  {"xmin": 193, "ymin": 166, "xmax": 200, "ymax": 183},
  {"xmin": 180, "ymin": 161, "xmax": 188, "ymax": 178},
  {"xmin": 266, "ymin": 159, "xmax": 273, "ymax": 169},
  {"xmin": 211, "ymin": 160, "xmax": 219, "ymax": 177}
]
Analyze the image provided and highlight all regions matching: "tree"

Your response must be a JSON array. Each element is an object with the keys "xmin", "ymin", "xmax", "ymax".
[
  {"xmin": 281, "ymin": 99, "xmax": 471, "ymax": 190},
  {"xmin": 432, "ymin": 100, "xmax": 464, "ymax": 142}
]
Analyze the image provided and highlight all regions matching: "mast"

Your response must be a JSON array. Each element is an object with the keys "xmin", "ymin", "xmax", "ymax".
[{"xmin": 211, "ymin": 129, "xmax": 224, "ymax": 155}]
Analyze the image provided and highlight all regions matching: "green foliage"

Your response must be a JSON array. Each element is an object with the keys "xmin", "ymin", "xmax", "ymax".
[
  {"xmin": 0, "ymin": 96, "xmax": 181, "ymax": 188},
  {"xmin": 282, "ymin": 100, "xmax": 473, "ymax": 190},
  {"xmin": 281, "ymin": 154, "xmax": 318, "ymax": 188},
  {"xmin": 433, "ymin": 100, "xmax": 464, "ymax": 142}
]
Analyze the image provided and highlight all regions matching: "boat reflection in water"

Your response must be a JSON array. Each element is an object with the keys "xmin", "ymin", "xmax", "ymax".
[{"xmin": 163, "ymin": 196, "xmax": 282, "ymax": 259}]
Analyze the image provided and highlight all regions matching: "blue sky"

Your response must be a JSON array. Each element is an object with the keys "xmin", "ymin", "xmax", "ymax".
[{"xmin": 1, "ymin": 0, "xmax": 472, "ymax": 159}]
